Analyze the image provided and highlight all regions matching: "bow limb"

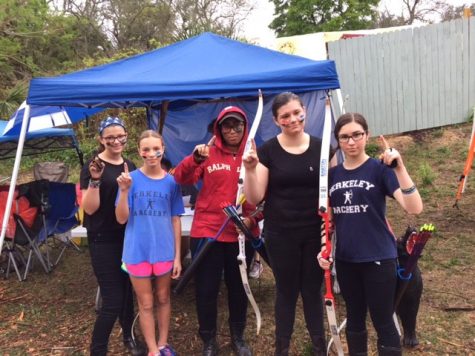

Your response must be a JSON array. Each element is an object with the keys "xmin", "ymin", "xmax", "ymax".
[
  {"xmin": 235, "ymin": 90, "xmax": 264, "ymax": 334},
  {"xmin": 319, "ymin": 95, "xmax": 344, "ymax": 356},
  {"xmin": 237, "ymin": 231, "xmax": 262, "ymax": 334}
]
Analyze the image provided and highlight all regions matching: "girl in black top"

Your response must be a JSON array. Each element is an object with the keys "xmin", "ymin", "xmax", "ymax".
[
  {"xmin": 243, "ymin": 92, "xmax": 330, "ymax": 356},
  {"xmin": 80, "ymin": 117, "xmax": 144, "ymax": 356}
]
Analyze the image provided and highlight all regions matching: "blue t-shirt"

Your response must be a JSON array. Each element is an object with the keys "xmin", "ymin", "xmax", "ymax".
[
  {"xmin": 329, "ymin": 158, "xmax": 399, "ymax": 263},
  {"xmin": 118, "ymin": 170, "xmax": 185, "ymax": 264}
]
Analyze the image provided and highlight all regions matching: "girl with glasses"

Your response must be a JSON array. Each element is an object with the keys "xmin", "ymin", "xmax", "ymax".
[
  {"xmin": 174, "ymin": 106, "xmax": 261, "ymax": 356},
  {"xmin": 318, "ymin": 112, "xmax": 423, "ymax": 356},
  {"xmin": 80, "ymin": 116, "xmax": 145, "ymax": 356}
]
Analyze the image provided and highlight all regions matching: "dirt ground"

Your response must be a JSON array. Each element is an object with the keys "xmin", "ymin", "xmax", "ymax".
[{"xmin": 0, "ymin": 123, "xmax": 474, "ymax": 355}]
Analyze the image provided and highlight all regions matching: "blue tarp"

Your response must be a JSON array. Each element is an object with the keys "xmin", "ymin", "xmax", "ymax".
[
  {"xmin": 3, "ymin": 103, "xmax": 102, "ymax": 136},
  {"xmin": 27, "ymin": 32, "xmax": 339, "ymax": 107},
  {"xmin": 0, "ymin": 120, "xmax": 80, "ymax": 160},
  {"xmin": 153, "ymin": 91, "xmax": 332, "ymax": 165}
]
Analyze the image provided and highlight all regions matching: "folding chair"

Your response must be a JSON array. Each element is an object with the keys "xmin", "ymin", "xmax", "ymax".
[
  {"xmin": 33, "ymin": 162, "xmax": 69, "ymax": 183},
  {"xmin": 1, "ymin": 187, "xmax": 25, "ymax": 281},
  {"xmin": 32, "ymin": 162, "xmax": 80, "ymax": 266},
  {"xmin": 14, "ymin": 180, "xmax": 53, "ymax": 278},
  {"xmin": 43, "ymin": 182, "xmax": 80, "ymax": 266},
  {"xmin": 0, "ymin": 185, "xmax": 45, "ymax": 280}
]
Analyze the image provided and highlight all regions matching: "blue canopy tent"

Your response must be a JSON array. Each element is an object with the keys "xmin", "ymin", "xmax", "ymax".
[
  {"xmin": 0, "ymin": 120, "xmax": 81, "ymax": 161},
  {"xmin": 1, "ymin": 32, "xmax": 342, "ymax": 253},
  {"xmin": 3, "ymin": 102, "xmax": 102, "ymax": 136}
]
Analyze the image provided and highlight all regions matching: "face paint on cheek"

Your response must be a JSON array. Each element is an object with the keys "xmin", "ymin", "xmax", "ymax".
[
  {"xmin": 105, "ymin": 138, "xmax": 127, "ymax": 147},
  {"xmin": 141, "ymin": 151, "xmax": 162, "ymax": 159},
  {"xmin": 298, "ymin": 114, "xmax": 305, "ymax": 122}
]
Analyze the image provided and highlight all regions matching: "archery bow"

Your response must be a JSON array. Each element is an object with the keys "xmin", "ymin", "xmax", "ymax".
[
  {"xmin": 222, "ymin": 203, "xmax": 270, "ymax": 266},
  {"xmin": 453, "ymin": 122, "xmax": 475, "ymax": 208},
  {"xmin": 173, "ymin": 214, "xmax": 233, "ymax": 295},
  {"xmin": 319, "ymin": 96, "xmax": 345, "ymax": 356},
  {"xmin": 234, "ymin": 89, "xmax": 264, "ymax": 335}
]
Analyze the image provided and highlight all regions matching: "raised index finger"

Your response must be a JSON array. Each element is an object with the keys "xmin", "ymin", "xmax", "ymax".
[
  {"xmin": 379, "ymin": 135, "xmax": 390, "ymax": 150},
  {"xmin": 250, "ymin": 138, "xmax": 256, "ymax": 151},
  {"xmin": 124, "ymin": 162, "xmax": 129, "ymax": 174},
  {"xmin": 207, "ymin": 135, "xmax": 216, "ymax": 147}
]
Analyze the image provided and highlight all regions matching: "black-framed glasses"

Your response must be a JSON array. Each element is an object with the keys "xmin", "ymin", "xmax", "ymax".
[
  {"xmin": 103, "ymin": 134, "xmax": 128, "ymax": 144},
  {"xmin": 337, "ymin": 131, "xmax": 366, "ymax": 143},
  {"xmin": 221, "ymin": 122, "xmax": 244, "ymax": 133}
]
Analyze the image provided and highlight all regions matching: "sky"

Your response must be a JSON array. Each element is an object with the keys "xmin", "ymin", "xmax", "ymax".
[{"xmin": 243, "ymin": 0, "xmax": 473, "ymax": 45}]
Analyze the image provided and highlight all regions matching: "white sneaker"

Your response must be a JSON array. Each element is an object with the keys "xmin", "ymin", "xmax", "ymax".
[{"xmin": 249, "ymin": 260, "xmax": 264, "ymax": 279}]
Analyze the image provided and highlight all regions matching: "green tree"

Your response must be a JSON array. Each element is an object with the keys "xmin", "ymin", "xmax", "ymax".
[
  {"xmin": 270, "ymin": 0, "xmax": 380, "ymax": 36},
  {"xmin": 171, "ymin": 0, "xmax": 254, "ymax": 41},
  {"xmin": 0, "ymin": 0, "xmax": 49, "ymax": 83},
  {"xmin": 375, "ymin": 9, "xmax": 407, "ymax": 28},
  {"xmin": 101, "ymin": 0, "xmax": 175, "ymax": 50},
  {"xmin": 0, "ymin": 0, "xmax": 110, "ymax": 116},
  {"xmin": 441, "ymin": 4, "xmax": 475, "ymax": 22}
]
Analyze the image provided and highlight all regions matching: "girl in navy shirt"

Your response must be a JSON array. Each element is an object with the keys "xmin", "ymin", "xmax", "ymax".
[{"xmin": 318, "ymin": 113, "xmax": 422, "ymax": 356}]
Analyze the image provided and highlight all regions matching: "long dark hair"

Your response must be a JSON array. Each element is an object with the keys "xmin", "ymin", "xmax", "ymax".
[{"xmin": 334, "ymin": 113, "xmax": 368, "ymax": 140}]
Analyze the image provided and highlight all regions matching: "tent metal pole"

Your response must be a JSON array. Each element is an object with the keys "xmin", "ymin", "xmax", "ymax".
[
  {"xmin": 158, "ymin": 100, "xmax": 169, "ymax": 134},
  {"xmin": 334, "ymin": 88, "xmax": 345, "ymax": 115},
  {"xmin": 0, "ymin": 104, "xmax": 31, "ymax": 253}
]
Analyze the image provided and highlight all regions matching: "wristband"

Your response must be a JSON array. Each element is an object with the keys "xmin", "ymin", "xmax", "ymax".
[
  {"xmin": 89, "ymin": 178, "xmax": 101, "ymax": 189},
  {"xmin": 401, "ymin": 184, "xmax": 417, "ymax": 195}
]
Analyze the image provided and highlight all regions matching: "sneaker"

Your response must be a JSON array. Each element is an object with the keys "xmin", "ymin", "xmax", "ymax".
[
  {"xmin": 159, "ymin": 344, "xmax": 177, "ymax": 356},
  {"xmin": 124, "ymin": 337, "xmax": 146, "ymax": 356},
  {"xmin": 249, "ymin": 260, "xmax": 263, "ymax": 279}
]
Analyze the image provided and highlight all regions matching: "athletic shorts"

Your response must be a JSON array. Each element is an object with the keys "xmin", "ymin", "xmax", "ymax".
[{"xmin": 122, "ymin": 261, "xmax": 173, "ymax": 278}]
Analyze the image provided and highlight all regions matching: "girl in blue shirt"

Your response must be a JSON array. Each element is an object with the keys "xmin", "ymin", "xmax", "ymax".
[{"xmin": 116, "ymin": 130, "xmax": 184, "ymax": 356}]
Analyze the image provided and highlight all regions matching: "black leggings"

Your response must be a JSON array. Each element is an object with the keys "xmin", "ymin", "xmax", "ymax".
[
  {"xmin": 190, "ymin": 238, "xmax": 253, "ymax": 341},
  {"xmin": 265, "ymin": 228, "xmax": 325, "ymax": 340},
  {"xmin": 89, "ymin": 240, "xmax": 135, "ymax": 356},
  {"xmin": 336, "ymin": 258, "xmax": 400, "ymax": 347}
]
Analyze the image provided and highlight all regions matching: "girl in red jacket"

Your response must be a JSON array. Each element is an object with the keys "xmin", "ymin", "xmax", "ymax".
[{"xmin": 174, "ymin": 106, "xmax": 260, "ymax": 356}]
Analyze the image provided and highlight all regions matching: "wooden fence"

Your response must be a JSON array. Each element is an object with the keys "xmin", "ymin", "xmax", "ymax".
[{"xmin": 328, "ymin": 17, "xmax": 475, "ymax": 136}]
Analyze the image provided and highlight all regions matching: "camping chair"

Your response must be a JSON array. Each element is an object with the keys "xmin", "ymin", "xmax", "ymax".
[
  {"xmin": 33, "ymin": 162, "xmax": 69, "ymax": 183},
  {"xmin": 0, "ymin": 184, "xmax": 47, "ymax": 280},
  {"xmin": 14, "ymin": 180, "xmax": 53, "ymax": 278},
  {"xmin": 33, "ymin": 162, "xmax": 80, "ymax": 266},
  {"xmin": 0, "ymin": 186, "xmax": 25, "ymax": 281},
  {"xmin": 42, "ymin": 182, "xmax": 80, "ymax": 266}
]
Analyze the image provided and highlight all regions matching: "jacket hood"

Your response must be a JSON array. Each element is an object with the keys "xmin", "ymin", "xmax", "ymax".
[{"xmin": 213, "ymin": 106, "xmax": 249, "ymax": 155}]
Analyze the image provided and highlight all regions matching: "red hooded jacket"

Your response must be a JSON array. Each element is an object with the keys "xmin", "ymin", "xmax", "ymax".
[{"xmin": 173, "ymin": 108, "xmax": 261, "ymax": 242}]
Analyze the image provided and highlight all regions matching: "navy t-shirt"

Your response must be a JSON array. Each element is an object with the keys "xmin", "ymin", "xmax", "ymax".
[{"xmin": 329, "ymin": 158, "xmax": 399, "ymax": 262}]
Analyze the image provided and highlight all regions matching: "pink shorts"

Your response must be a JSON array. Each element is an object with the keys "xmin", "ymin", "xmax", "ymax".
[{"xmin": 123, "ymin": 261, "xmax": 173, "ymax": 278}]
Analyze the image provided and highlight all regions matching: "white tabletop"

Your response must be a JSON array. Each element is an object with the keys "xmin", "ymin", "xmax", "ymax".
[{"xmin": 71, "ymin": 210, "xmax": 194, "ymax": 238}]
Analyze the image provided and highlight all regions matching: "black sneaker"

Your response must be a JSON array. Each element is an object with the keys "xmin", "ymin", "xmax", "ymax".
[{"xmin": 124, "ymin": 337, "xmax": 147, "ymax": 356}]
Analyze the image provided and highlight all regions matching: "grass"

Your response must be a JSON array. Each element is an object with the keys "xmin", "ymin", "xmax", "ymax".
[{"xmin": 1, "ymin": 122, "xmax": 475, "ymax": 355}]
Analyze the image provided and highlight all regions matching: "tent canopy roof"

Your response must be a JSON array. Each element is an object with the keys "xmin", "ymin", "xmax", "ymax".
[
  {"xmin": 27, "ymin": 32, "xmax": 340, "ymax": 108},
  {"xmin": 0, "ymin": 120, "xmax": 79, "ymax": 160}
]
